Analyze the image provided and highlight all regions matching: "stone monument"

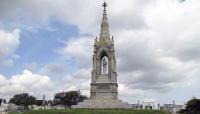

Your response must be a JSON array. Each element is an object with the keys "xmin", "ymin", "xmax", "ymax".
[{"xmin": 73, "ymin": 2, "xmax": 131, "ymax": 108}]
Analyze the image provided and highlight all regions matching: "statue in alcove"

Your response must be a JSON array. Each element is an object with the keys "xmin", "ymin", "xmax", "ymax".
[{"xmin": 101, "ymin": 56, "xmax": 108, "ymax": 74}]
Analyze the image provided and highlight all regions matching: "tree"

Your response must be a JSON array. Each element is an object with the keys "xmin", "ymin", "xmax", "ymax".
[
  {"xmin": 79, "ymin": 94, "xmax": 88, "ymax": 103},
  {"xmin": 54, "ymin": 90, "xmax": 88, "ymax": 109},
  {"xmin": 0, "ymin": 98, "xmax": 2, "ymax": 106},
  {"xmin": 36, "ymin": 100, "xmax": 43, "ymax": 106},
  {"xmin": 3, "ymin": 99, "xmax": 6, "ymax": 103},
  {"xmin": 9, "ymin": 93, "xmax": 36, "ymax": 110},
  {"xmin": 47, "ymin": 100, "xmax": 53, "ymax": 106},
  {"xmin": 51, "ymin": 99, "xmax": 61, "ymax": 106},
  {"xmin": 179, "ymin": 98, "xmax": 200, "ymax": 114},
  {"xmin": 36, "ymin": 99, "xmax": 48, "ymax": 109}
]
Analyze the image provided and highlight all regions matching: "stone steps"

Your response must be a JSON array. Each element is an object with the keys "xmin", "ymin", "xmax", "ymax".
[{"xmin": 72, "ymin": 99, "xmax": 132, "ymax": 109}]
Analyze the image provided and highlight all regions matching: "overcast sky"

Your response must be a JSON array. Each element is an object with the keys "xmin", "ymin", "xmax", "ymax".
[{"xmin": 0, "ymin": 0, "xmax": 200, "ymax": 105}]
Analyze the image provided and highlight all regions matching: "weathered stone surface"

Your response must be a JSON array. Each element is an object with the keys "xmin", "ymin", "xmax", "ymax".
[
  {"xmin": 72, "ymin": 2, "xmax": 130, "ymax": 109},
  {"xmin": 90, "ymin": 1, "xmax": 117, "ymax": 101},
  {"xmin": 72, "ymin": 99, "xmax": 131, "ymax": 109}
]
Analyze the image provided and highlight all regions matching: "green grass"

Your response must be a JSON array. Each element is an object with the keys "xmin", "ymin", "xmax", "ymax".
[{"xmin": 8, "ymin": 109, "xmax": 170, "ymax": 114}]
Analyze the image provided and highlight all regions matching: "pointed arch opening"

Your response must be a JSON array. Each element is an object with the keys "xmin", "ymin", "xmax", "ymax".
[{"xmin": 100, "ymin": 51, "xmax": 109, "ymax": 75}]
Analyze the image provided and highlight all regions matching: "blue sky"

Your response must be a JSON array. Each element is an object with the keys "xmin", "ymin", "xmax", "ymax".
[
  {"xmin": 1, "ymin": 18, "xmax": 79, "ymax": 76},
  {"xmin": 0, "ymin": 0, "xmax": 200, "ymax": 105}
]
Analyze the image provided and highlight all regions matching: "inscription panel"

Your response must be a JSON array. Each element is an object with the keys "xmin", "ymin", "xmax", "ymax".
[{"xmin": 96, "ymin": 84, "xmax": 110, "ymax": 89}]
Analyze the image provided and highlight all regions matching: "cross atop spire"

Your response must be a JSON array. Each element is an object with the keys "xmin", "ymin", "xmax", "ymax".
[
  {"xmin": 100, "ymin": 1, "xmax": 110, "ymax": 39},
  {"xmin": 103, "ymin": 1, "xmax": 107, "ymax": 10}
]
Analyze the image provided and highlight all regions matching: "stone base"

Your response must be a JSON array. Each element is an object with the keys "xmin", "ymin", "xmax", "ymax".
[{"xmin": 72, "ymin": 99, "xmax": 132, "ymax": 109}]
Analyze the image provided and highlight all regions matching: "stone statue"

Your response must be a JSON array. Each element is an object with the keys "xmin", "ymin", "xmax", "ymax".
[{"xmin": 102, "ymin": 57, "xmax": 107, "ymax": 74}]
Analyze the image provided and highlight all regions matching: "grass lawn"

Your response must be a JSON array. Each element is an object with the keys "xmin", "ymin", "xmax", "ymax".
[{"xmin": 8, "ymin": 109, "xmax": 170, "ymax": 114}]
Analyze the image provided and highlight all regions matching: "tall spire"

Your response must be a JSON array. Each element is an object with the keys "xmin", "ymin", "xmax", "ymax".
[{"xmin": 100, "ymin": 1, "xmax": 110, "ymax": 39}]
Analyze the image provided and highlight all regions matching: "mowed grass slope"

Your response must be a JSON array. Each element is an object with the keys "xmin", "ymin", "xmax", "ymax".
[{"xmin": 9, "ymin": 109, "xmax": 170, "ymax": 114}]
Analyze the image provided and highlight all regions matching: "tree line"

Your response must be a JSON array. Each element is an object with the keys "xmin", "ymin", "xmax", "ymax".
[
  {"xmin": 8, "ymin": 90, "xmax": 88, "ymax": 109},
  {"xmin": 0, "ymin": 98, "xmax": 6, "ymax": 106},
  {"xmin": 178, "ymin": 97, "xmax": 200, "ymax": 114}
]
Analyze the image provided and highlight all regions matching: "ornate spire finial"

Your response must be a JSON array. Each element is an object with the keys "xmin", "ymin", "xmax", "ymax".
[
  {"xmin": 100, "ymin": 1, "xmax": 110, "ymax": 39},
  {"xmin": 103, "ymin": 1, "xmax": 107, "ymax": 10}
]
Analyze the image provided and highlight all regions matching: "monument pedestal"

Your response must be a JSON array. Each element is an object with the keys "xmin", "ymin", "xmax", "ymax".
[{"xmin": 72, "ymin": 99, "xmax": 131, "ymax": 109}]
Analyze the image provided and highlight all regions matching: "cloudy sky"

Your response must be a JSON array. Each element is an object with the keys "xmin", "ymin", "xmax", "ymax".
[{"xmin": 0, "ymin": 0, "xmax": 200, "ymax": 105}]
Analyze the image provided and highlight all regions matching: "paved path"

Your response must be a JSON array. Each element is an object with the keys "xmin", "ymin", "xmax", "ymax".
[
  {"xmin": 0, "ymin": 107, "xmax": 7, "ymax": 114},
  {"xmin": 0, "ymin": 112, "xmax": 7, "ymax": 114},
  {"xmin": 172, "ymin": 112, "xmax": 178, "ymax": 114}
]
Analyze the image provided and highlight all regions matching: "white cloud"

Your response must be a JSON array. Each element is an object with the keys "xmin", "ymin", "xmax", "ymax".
[
  {"xmin": 40, "ymin": 62, "xmax": 67, "ymax": 77},
  {"xmin": 56, "ymin": 0, "xmax": 200, "ymax": 103},
  {"xmin": 23, "ymin": 62, "xmax": 38, "ymax": 72},
  {"xmin": 61, "ymin": 68, "xmax": 91, "ymax": 97},
  {"xmin": 59, "ymin": 36, "xmax": 93, "ymax": 69},
  {"xmin": 144, "ymin": 0, "xmax": 200, "ymax": 61},
  {"xmin": 1, "ymin": 0, "xmax": 200, "ymax": 103},
  {"xmin": 0, "ymin": 29, "xmax": 20, "ymax": 67},
  {"xmin": 0, "ymin": 70, "xmax": 53, "ymax": 99},
  {"xmin": 0, "ymin": 0, "xmax": 102, "ymax": 34}
]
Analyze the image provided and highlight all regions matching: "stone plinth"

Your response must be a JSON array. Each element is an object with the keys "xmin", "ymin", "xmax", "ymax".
[{"xmin": 72, "ymin": 99, "xmax": 131, "ymax": 109}]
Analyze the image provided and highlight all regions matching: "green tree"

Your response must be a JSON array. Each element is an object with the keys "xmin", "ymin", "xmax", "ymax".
[
  {"xmin": 36, "ymin": 100, "xmax": 43, "ymax": 106},
  {"xmin": 9, "ymin": 93, "xmax": 36, "ymax": 110},
  {"xmin": 51, "ymin": 99, "xmax": 61, "ymax": 106},
  {"xmin": 47, "ymin": 100, "xmax": 53, "ymax": 106},
  {"xmin": 179, "ymin": 98, "xmax": 200, "ymax": 114},
  {"xmin": 3, "ymin": 99, "xmax": 6, "ymax": 103},
  {"xmin": 54, "ymin": 90, "xmax": 88, "ymax": 109},
  {"xmin": 0, "ymin": 98, "xmax": 2, "ymax": 106}
]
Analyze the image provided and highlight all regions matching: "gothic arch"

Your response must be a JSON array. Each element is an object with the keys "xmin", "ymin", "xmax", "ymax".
[
  {"xmin": 99, "ymin": 50, "xmax": 109, "ymax": 74},
  {"xmin": 98, "ymin": 48, "xmax": 109, "ymax": 59},
  {"xmin": 100, "ymin": 50, "xmax": 108, "ymax": 59}
]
